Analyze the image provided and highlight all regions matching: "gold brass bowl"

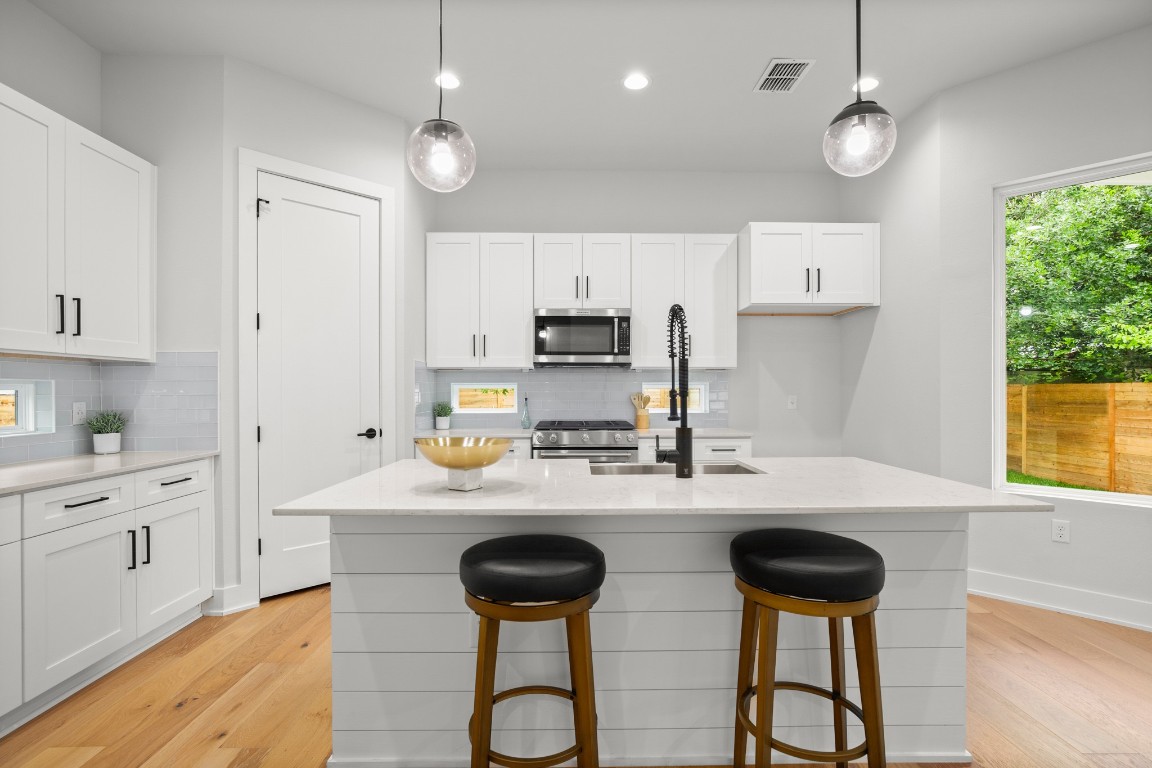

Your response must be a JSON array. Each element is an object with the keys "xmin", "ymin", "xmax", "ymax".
[{"xmin": 414, "ymin": 436, "xmax": 513, "ymax": 469}]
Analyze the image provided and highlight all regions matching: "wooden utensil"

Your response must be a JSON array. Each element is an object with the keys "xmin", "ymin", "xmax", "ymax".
[{"xmin": 642, "ymin": 394, "xmax": 651, "ymax": 408}]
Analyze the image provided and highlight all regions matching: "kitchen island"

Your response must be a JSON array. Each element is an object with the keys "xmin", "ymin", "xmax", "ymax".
[{"xmin": 276, "ymin": 457, "xmax": 1051, "ymax": 767}]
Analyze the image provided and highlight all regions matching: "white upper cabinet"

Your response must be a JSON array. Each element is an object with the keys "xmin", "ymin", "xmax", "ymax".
[
  {"xmin": 738, "ymin": 222, "xmax": 879, "ymax": 314},
  {"xmin": 534, "ymin": 234, "xmax": 630, "ymax": 309},
  {"xmin": 0, "ymin": 83, "xmax": 156, "ymax": 361},
  {"xmin": 684, "ymin": 234, "xmax": 738, "ymax": 368},
  {"xmin": 64, "ymin": 123, "xmax": 155, "ymax": 360},
  {"xmin": 0, "ymin": 84, "xmax": 66, "ymax": 355},
  {"xmin": 426, "ymin": 233, "xmax": 532, "ymax": 368},
  {"xmin": 630, "ymin": 234, "xmax": 737, "ymax": 369}
]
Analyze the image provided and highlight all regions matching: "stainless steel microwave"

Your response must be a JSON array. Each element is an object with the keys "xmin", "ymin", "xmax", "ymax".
[{"xmin": 533, "ymin": 308, "xmax": 631, "ymax": 367}]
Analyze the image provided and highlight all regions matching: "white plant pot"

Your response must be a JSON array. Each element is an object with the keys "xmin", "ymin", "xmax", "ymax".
[
  {"xmin": 93, "ymin": 433, "xmax": 122, "ymax": 455},
  {"xmin": 435, "ymin": 417, "xmax": 451, "ymax": 430}
]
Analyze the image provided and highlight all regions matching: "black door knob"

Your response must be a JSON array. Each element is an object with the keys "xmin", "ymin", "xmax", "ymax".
[{"xmin": 357, "ymin": 428, "xmax": 378, "ymax": 439}]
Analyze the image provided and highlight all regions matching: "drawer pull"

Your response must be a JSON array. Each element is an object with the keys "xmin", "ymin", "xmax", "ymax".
[
  {"xmin": 709, "ymin": 447, "xmax": 738, "ymax": 452},
  {"xmin": 64, "ymin": 496, "xmax": 109, "ymax": 509},
  {"xmin": 160, "ymin": 477, "xmax": 194, "ymax": 487}
]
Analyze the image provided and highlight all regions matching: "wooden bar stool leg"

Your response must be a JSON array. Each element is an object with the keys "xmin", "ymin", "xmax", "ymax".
[
  {"xmin": 828, "ymin": 617, "xmax": 848, "ymax": 768},
  {"xmin": 733, "ymin": 596, "xmax": 758, "ymax": 768},
  {"xmin": 852, "ymin": 611, "xmax": 886, "ymax": 768},
  {"xmin": 471, "ymin": 616, "xmax": 501, "ymax": 768},
  {"xmin": 754, "ymin": 606, "xmax": 779, "ymax": 768},
  {"xmin": 565, "ymin": 610, "xmax": 600, "ymax": 768}
]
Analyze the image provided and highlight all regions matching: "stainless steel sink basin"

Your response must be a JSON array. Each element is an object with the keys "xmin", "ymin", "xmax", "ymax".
[{"xmin": 589, "ymin": 462, "xmax": 761, "ymax": 475}]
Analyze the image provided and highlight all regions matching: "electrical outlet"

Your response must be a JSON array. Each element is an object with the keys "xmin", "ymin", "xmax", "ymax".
[
  {"xmin": 468, "ymin": 613, "xmax": 480, "ymax": 648},
  {"xmin": 414, "ymin": 387, "xmax": 421, "ymax": 405},
  {"xmin": 1051, "ymin": 519, "xmax": 1070, "ymax": 543},
  {"xmin": 71, "ymin": 402, "xmax": 87, "ymax": 425},
  {"xmin": 786, "ymin": 395, "xmax": 798, "ymax": 410}
]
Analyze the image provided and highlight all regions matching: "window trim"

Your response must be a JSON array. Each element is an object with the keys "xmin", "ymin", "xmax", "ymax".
[{"xmin": 993, "ymin": 150, "xmax": 1152, "ymax": 506}]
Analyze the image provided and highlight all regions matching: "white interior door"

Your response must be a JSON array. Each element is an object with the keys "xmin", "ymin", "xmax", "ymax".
[{"xmin": 257, "ymin": 172, "xmax": 380, "ymax": 598}]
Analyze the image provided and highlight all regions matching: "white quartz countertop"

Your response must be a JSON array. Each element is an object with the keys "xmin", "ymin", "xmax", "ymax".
[
  {"xmin": 412, "ymin": 427, "xmax": 752, "ymax": 439},
  {"xmin": 0, "ymin": 450, "xmax": 219, "ymax": 496},
  {"xmin": 275, "ymin": 456, "xmax": 1052, "ymax": 517}
]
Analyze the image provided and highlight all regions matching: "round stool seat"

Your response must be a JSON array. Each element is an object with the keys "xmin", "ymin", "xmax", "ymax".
[
  {"xmin": 730, "ymin": 528, "xmax": 885, "ymax": 602},
  {"xmin": 460, "ymin": 534, "xmax": 606, "ymax": 602}
]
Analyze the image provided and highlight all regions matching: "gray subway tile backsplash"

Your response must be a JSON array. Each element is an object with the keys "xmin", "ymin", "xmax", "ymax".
[{"xmin": 0, "ymin": 352, "xmax": 220, "ymax": 466}]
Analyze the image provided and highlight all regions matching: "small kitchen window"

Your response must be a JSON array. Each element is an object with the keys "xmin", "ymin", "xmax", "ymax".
[
  {"xmin": 451, "ymin": 383, "xmax": 519, "ymax": 414},
  {"xmin": 0, "ymin": 379, "xmax": 56, "ymax": 436},
  {"xmin": 642, "ymin": 382, "xmax": 709, "ymax": 414}
]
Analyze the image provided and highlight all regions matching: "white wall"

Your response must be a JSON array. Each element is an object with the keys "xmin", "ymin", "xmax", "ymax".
[
  {"xmin": 0, "ymin": 0, "xmax": 100, "ymax": 131},
  {"xmin": 840, "ymin": 24, "xmax": 1152, "ymax": 628},
  {"xmin": 433, "ymin": 169, "xmax": 846, "ymax": 451}
]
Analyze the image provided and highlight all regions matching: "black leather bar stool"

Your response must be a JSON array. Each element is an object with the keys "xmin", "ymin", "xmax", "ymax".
[
  {"xmin": 729, "ymin": 528, "xmax": 887, "ymax": 768},
  {"xmin": 460, "ymin": 534, "xmax": 605, "ymax": 768}
]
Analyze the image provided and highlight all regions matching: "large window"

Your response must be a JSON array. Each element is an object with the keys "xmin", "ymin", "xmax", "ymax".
[{"xmin": 999, "ymin": 163, "xmax": 1152, "ymax": 498}]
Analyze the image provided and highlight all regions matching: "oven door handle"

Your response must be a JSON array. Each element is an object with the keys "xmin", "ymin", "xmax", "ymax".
[{"xmin": 534, "ymin": 450, "xmax": 638, "ymax": 462}]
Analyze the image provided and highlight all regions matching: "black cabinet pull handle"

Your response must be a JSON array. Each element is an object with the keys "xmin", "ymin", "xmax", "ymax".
[
  {"xmin": 805, "ymin": 268, "xmax": 811, "ymax": 293},
  {"xmin": 142, "ymin": 525, "xmax": 151, "ymax": 565},
  {"xmin": 357, "ymin": 427, "xmax": 378, "ymax": 439},
  {"xmin": 817, "ymin": 268, "xmax": 821, "ymax": 293},
  {"xmin": 586, "ymin": 275, "xmax": 590, "ymax": 300},
  {"xmin": 72, "ymin": 297, "xmax": 82, "ymax": 336},
  {"xmin": 483, "ymin": 335, "xmax": 487, "ymax": 357},
  {"xmin": 160, "ymin": 477, "xmax": 193, "ymax": 487},
  {"xmin": 128, "ymin": 529, "xmax": 137, "ymax": 570},
  {"xmin": 64, "ymin": 496, "xmax": 109, "ymax": 509},
  {"xmin": 575, "ymin": 275, "xmax": 580, "ymax": 299},
  {"xmin": 56, "ymin": 294, "xmax": 65, "ymax": 333},
  {"xmin": 472, "ymin": 334, "xmax": 476, "ymax": 357}
]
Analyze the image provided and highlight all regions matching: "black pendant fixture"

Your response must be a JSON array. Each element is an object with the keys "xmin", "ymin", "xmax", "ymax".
[
  {"xmin": 406, "ymin": 0, "xmax": 476, "ymax": 193},
  {"xmin": 823, "ymin": 0, "xmax": 897, "ymax": 177}
]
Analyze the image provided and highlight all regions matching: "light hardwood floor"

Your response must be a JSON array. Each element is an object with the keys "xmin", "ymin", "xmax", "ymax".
[{"xmin": 2, "ymin": 589, "xmax": 1151, "ymax": 767}]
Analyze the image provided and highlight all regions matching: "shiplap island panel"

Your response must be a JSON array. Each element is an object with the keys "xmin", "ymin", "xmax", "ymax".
[{"xmin": 274, "ymin": 457, "xmax": 1051, "ymax": 767}]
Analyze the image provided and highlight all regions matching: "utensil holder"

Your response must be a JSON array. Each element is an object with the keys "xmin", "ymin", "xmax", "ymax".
[{"xmin": 635, "ymin": 410, "xmax": 649, "ymax": 430}]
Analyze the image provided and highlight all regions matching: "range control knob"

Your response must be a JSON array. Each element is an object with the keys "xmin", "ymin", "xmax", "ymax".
[
  {"xmin": 626, "ymin": 434, "xmax": 636, "ymax": 443},
  {"xmin": 581, "ymin": 433, "xmax": 591, "ymax": 443},
  {"xmin": 534, "ymin": 433, "xmax": 544, "ymax": 444},
  {"xmin": 614, "ymin": 433, "xmax": 622, "ymax": 442},
  {"xmin": 549, "ymin": 433, "xmax": 558, "ymax": 443}
]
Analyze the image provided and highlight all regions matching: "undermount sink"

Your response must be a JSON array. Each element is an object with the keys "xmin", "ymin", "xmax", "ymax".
[{"xmin": 589, "ymin": 462, "xmax": 761, "ymax": 476}]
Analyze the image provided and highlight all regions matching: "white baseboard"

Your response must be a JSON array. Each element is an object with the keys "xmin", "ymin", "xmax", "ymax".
[
  {"xmin": 203, "ymin": 583, "xmax": 259, "ymax": 616},
  {"xmin": 969, "ymin": 569, "xmax": 1152, "ymax": 631},
  {"xmin": 328, "ymin": 753, "xmax": 973, "ymax": 767},
  {"xmin": 0, "ymin": 607, "xmax": 202, "ymax": 738}
]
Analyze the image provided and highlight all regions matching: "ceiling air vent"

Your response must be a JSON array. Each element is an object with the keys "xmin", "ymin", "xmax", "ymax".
[{"xmin": 755, "ymin": 59, "xmax": 813, "ymax": 93}]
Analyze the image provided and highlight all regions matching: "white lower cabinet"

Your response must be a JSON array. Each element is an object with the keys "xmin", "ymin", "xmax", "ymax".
[
  {"xmin": 136, "ymin": 492, "xmax": 212, "ymax": 636},
  {"xmin": 638, "ymin": 436, "xmax": 751, "ymax": 463},
  {"xmin": 0, "ymin": 540, "xmax": 22, "ymax": 714},
  {"xmin": 505, "ymin": 439, "xmax": 532, "ymax": 459},
  {"xmin": 14, "ymin": 465, "xmax": 213, "ymax": 709},
  {"xmin": 22, "ymin": 512, "xmax": 137, "ymax": 699}
]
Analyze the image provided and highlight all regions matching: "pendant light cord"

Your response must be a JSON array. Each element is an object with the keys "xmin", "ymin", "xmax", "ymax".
[
  {"xmin": 438, "ymin": 0, "xmax": 444, "ymax": 120},
  {"xmin": 854, "ymin": 0, "xmax": 862, "ymax": 104}
]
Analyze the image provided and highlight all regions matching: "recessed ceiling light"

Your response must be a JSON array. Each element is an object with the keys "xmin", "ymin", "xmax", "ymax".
[
  {"xmin": 851, "ymin": 76, "xmax": 880, "ymax": 93},
  {"xmin": 434, "ymin": 72, "xmax": 460, "ymax": 89},
  {"xmin": 623, "ymin": 72, "xmax": 649, "ymax": 90}
]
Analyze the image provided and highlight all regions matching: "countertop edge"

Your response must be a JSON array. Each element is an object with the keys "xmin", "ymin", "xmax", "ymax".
[{"xmin": 0, "ymin": 450, "xmax": 220, "ymax": 496}]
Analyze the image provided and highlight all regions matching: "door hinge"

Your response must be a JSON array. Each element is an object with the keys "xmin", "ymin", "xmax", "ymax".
[
  {"xmin": 257, "ymin": 426, "xmax": 261, "ymax": 442},
  {"xmin": 256, "ymin": 312, "xmax": 260, "ymax": 330},
  {"xmin": 256, "ymin": 197, "xmax": 269, "ymax": 218},
  {"xmin": 258, "ymin": 538, "xmax": 262, "ymax": 556}
]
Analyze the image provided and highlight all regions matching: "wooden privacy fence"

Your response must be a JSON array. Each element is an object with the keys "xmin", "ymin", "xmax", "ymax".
[{"xmin": 1007, "ymin": 383, "xmax": 1152, "ymax": 494}]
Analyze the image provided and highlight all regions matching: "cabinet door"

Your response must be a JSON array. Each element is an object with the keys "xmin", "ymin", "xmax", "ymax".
[
  {"xmin": 534, "ymin": 234, "xmax": 582, "ymax": 309},
  {"xmin": 743, "ymin": 223, "xmax": 812, "ymax": 305},
  {"xmin": 23, "ymin": 512, "xmax": 136, "ymax": 699},
  {"xmin": 812, "ymin": 223, "xmax": 876, "ymax": 305},
  {"xmin": 0, "ymin": 541, "xmax": 21, "ymax": 714},
  {"xmin": 479, "ymin": 234, "xmax": 533, "ymax": 368},
  {"xmin": 505, "ymin": 439, "xmax": 532, "ymax": 459},
  {"xmin": 582, "ymin": 234, "xmax": 631, "ymax": 309},
  {"xmin": 630, "ymin": 235, "xmax": 684, "ymax": 368},
  {"xmin": 684, "ymin": 234, "xmax": 737, "ymax": 368},
  {"xmin": 136, "ymin": 492, "xmax": 212, "ymax": 637},
  {"xmin": 64, "ymin": 122, "xmax": 155, "ymax": 360},
  {"xmin": 426, "ymin": 233, "xmax": 481, "ymax": 367},
  {"xmin": 0, "ymin": 83, "xmax": 66, "ymax": 354}
]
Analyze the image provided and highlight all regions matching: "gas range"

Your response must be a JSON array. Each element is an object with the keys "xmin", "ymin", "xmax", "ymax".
[{"xmin": 532, "ymin": 420, "xmax": 639, "ymax": 462}]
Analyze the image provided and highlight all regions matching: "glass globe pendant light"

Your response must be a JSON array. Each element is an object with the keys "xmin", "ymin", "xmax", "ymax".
[
  {"xmin": 823, "ymin": 0, "xmax": 896, "ymax": 177},
  {"xmin": 407, "ymin": 0, "xmax": 475, "ymax": 192}
]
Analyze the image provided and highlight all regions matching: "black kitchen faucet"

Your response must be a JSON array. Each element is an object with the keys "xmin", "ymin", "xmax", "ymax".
[{"xmin": 656, "ymin": 303, "xmax": 693, "ymax": 478}]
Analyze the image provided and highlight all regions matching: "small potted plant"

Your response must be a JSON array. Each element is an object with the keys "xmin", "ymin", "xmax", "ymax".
[
  {"xmin": 433, "ymin": 402, "xmax": 453, "ymax": 430},
  {"xmin": 87, "ymin": 410, "xmax": 127, "ymax": 455}
]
